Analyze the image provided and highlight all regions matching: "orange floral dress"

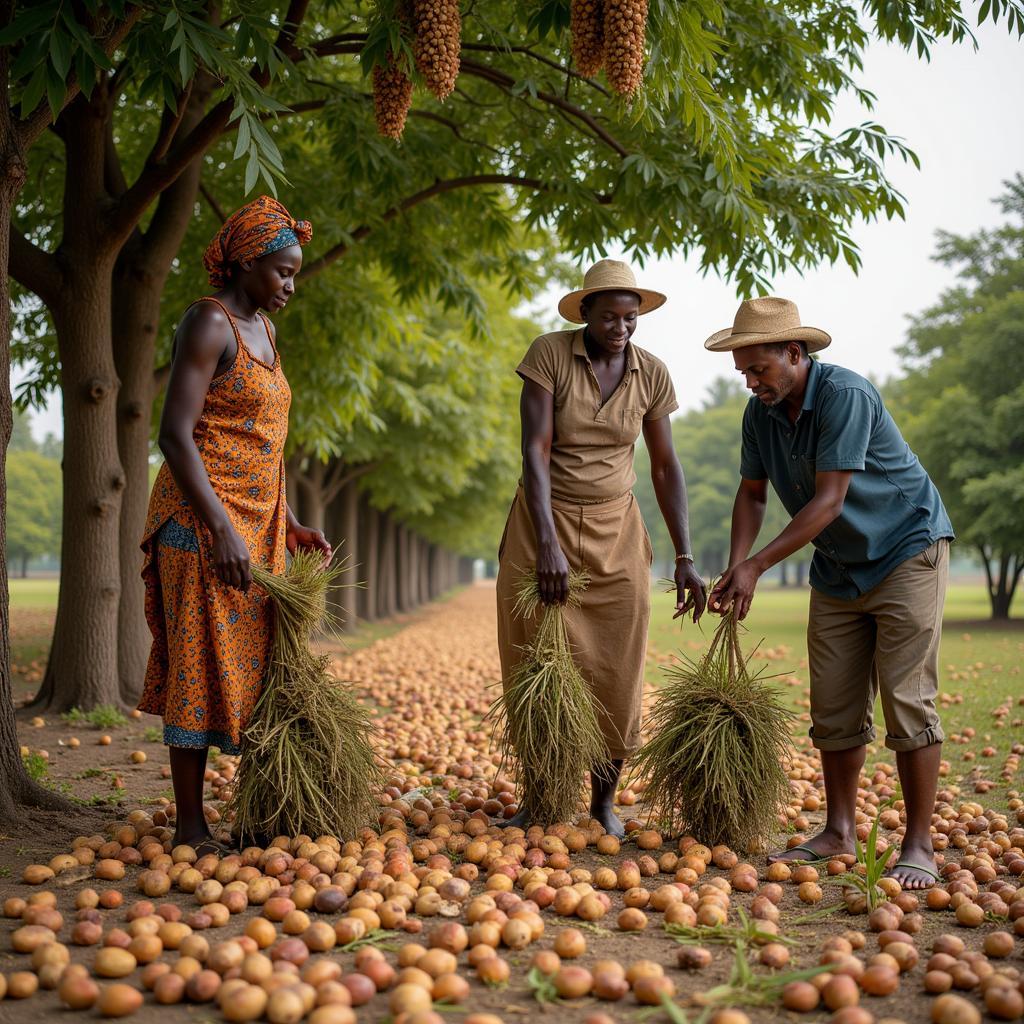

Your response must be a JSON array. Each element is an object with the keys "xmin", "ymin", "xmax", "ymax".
[{"xmin": 138, "ymin": 297, "xmax": 291, "ymax": 753}]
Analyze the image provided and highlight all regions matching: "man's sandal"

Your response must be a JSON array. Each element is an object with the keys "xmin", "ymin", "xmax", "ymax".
[
  {"xmin": 888, "ymin": 861, "xmax": 941, "ymax": 885},
  {"xmin": 767, "ymin": 843, "xmax": 833, "ymax": 866}
]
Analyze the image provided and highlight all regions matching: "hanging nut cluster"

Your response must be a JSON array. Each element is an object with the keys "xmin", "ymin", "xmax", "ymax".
[
  {"xmin": 373, "ymin": 51, "xmax": 414, "ymax": 139},
  {"xmin": 412, "ymin": 0, "xmax": 462, "ymax": 101},
  {"xmin": 603, "ymin": 0, "xmax": 649, "ymax": 97},
  {"xmin": 570, "ymin": 0, "xmax": 605, "ymax": 78}
]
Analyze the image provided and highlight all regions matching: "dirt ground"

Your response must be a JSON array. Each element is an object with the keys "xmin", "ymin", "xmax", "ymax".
[{"xmin": 0, "ymin": 585, "xmax": 1018, "ymax": 1024}]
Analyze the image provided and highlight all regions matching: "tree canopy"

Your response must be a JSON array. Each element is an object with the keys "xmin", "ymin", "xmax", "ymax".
[{"xmin": 889, "ymin": 175, "xmax": 1024, "ymax": 619}]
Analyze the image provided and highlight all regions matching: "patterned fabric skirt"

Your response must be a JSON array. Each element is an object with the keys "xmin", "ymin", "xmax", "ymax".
[{"xmin": 138, "ymin": 517, "xmax": 274, "ymax": 753}]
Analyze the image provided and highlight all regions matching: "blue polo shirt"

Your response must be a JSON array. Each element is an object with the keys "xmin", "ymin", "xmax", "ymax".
[{"xmin": 740, "ymin": 360, "xmax": 954, "ymax": 599}]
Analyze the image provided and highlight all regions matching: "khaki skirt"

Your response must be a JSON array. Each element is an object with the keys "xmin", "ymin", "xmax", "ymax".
[{"xmin": 496, "ymin": 486, "xmax": 652, "ymax": 759}]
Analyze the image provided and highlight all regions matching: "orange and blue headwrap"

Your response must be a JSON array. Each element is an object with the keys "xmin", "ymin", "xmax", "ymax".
[{"xmin": 202, "ymin": 195, "xmax": 313, "ymax": 288}]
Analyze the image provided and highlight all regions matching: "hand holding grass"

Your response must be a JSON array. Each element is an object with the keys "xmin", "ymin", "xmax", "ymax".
[{"xmin": 673, "ymin": 560, "xmax": 707, "ymax": 623}]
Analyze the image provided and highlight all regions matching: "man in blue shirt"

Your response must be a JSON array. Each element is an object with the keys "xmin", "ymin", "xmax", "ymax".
[{"xmin": 706, "ymin": 297, "xmax": 954, "ymax": 890}]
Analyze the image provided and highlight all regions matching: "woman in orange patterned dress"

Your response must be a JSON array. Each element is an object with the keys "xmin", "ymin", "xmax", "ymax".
[{"xmin": 138, "ymin": 196, "xmax": 331, "ymax": 854}]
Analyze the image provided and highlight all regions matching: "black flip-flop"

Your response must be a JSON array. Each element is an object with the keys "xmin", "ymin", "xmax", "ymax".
[
  {"xmin": 767, "ymin": 842, "xmax": 832, "ymax": 866},
  {"xmin": 888, "ymin": 860, "xmax": 941, "ymax": 887}
]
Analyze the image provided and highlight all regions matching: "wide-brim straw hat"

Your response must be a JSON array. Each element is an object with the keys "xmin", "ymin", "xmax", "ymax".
[
  {"xmin": 558, "ymin": 259, "xmax": 667, "ymax": 324},
  {"xmin": 704, "ymin": 297, "xmax": 831, "ymax": 352}
]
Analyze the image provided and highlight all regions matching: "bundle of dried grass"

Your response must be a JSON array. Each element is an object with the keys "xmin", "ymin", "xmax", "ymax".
[
  {"xmin": 488, "ymin": 568, "xmax": 607, "ymax": 824},
  {"xmin": 228, "ymin": 552, "xmax": 383, "ymax": 844},
  {"xmin": 631, "ymin": 612, "xmax": 793, "ymax": 850}
]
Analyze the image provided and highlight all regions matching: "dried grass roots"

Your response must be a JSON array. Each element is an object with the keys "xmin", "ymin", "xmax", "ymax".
[
  {"xmin": 227, "ymin": 552, "xmax": 384, "ymax": 844},
  {"xmin": 632, "ymin": 613, "xmax": 793, "ymax": 849},
  {"xmin": 487, "ymin": 569, "xmax": 608, "ymax": 825}
]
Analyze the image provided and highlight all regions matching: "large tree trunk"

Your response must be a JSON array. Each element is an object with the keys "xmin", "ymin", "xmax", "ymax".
[
  {"xmin": 294, "ymin": 456, "xmax": 327, "ymax": 534},
  {"xmin": 0, "ymin": 71, "xmax": 71, "ymax": 819},
  {"xmin": 33, "ymin": 96, "xmax": 124, "ymax": 713},
  {"xmin": 112, "ymin": 89, "xmax": 209, "ymax": 705},
  {"xmin": 358, "ymin": 496, "xmax": 379, "ymax": 624},
  {"xmin": 330, "ymin": 480, "xmax": 359, "ymax": 632},
  {"xmin": 397, "ymin": 526, "xmax": 412, "ymax": 612},
  {"xmin": 378, "ymin": 513, "xmax": 397, "ymax": 619}
]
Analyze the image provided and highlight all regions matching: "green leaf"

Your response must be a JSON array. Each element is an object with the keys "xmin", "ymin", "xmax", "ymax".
[
  {"xmin": 45, "ymin": 65, "xmax": 66, "ymax": 120},
  {"xmin": 233, "ymin": 114, "xmax": 252, "ymax": 160},
  {"xmin": 243, "ymin": 147, "xmax": 260, "ymax": 195},
  {"xmin": 19, "ymin": 64, "xmax": 48, "ymax": 118},
  {"xmin": 48, "ymin": 28, "xmax": 72, "ymax": 80}
]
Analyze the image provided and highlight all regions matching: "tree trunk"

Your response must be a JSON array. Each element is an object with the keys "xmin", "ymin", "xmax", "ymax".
[
  {"xmin": 987, "ymin": 550, "xmax": 1022, "ymax": 621},
  {"xmin": 330, "ymin": 480, "xmax": 359, "ymax": 632},
  {"xmin": 397, "ymin": 526, "xmax": 412, "ymax": 612},
  {"xmin": 294, "ymin": 456, "xmax": 327, "ymax": 534},
  {"xmin": 779, "ymin": 560, "xmax": 790, "ymax": 587},
  {"xmin": 112, "ymin": 90, "xmax": 209, "ymax": 705},
  {"xmin": 33, "ymin": 96, "xmax": 124, "ymax": 713},
  {"xmin": 796, "ymin": 561, "xmax": 806, "ymax": 586},
  {"xmin": 378, "ymin": 513, "xmax": 397, "ymax": 619},
  {"xmin": 358, "ymin": 497, "xmax": 379, "ymax": 623},
  {"xmin": 19, "ymin": 554, "xmax": 27, "ymax": 578},
  {"xmin": 0, "ymin": 79, "xmax": 72, "ymax": 819},
  {"xmin": 419, "ymin": 542, "xmax": 430, "ymax": 605}
]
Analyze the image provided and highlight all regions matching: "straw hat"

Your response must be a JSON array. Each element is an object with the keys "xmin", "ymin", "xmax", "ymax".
[
  {"xmin": 704, "ymin": 297, "xmax": 831, "ymax": 352},
  {"xmin": 558, "ymin": 259, "xmax": 667, "ymax": 324}
]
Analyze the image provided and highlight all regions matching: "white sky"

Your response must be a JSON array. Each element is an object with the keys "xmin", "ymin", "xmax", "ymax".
[{"xmin": 16, "ymin": 19, "xmax": 1024, "ymax": 437}]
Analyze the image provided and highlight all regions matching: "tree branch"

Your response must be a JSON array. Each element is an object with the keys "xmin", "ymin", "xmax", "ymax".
[
  {"xmin": 110, "ymin": 2, "xmax": 315, "ymax": 248},
  {"xmin": 148, "ymin": 81, "xmax": 194, "ymax": 164},
  {"xmin": 104, "ymin": 106, "xmax": 128, "ymax": 199},
  {"xmin": 16, "ymin": 7, "xmax": 144, "ymax": 149},
  {"xmin": 459, "ymin": 59, "xmax": 629, "ymax": 157},
  {"xmin": 9, "ymin": 226, "xmax": 62, "ymax": 308},
  {"xmin": 303, "ymin": 174, "xmax": 549, "ymax": 277},
  {"xmin": 199, "ymin": 181, "xmax": 227, "ymax": 223},
  {"xmin": 460, "ymin": 42, "xmax": 612, "ymax": 97},
  {"xmin": 324, "ymin": 461, "xmax": 376, "ymax": 506},
  {"xmin": 108, "ymin": 96, "xmax": 234, "ymax": 247}
]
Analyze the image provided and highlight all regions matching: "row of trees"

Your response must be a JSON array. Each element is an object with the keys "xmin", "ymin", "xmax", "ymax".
[
  {"xmin": 2, "ymin": 0, "xmax": 1022, "ymax": 823},
  {"xmin": 890, "ymin": 175, "xmax": 1024, "ymax": 620},
  {"xmin": 633, "ymin": 379, "xmax": 809, "ymax": 583},
  {"xmin": 5, "ymin": 410, "xmax": 60, "ymax": 576}
]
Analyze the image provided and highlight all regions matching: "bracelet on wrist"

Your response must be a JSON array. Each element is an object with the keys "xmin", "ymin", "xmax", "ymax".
[{"xmin": 674, "ymin": 553, "xmax": 694, "ymax": 563}]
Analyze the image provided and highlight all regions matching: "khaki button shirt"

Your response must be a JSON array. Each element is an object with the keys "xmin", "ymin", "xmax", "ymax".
[{"xmin": 517, "ymin": 329, "xmax": 678, "ymax": 502}]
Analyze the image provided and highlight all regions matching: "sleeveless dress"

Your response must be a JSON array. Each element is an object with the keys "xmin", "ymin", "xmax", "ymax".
[{"xmin": 138, "ymin": 297, "xmax": 291, "ymax": 753}]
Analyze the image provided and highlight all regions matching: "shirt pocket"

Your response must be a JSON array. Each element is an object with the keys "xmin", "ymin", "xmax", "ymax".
[{"xmin": 618, "ymin": 406, "xmax": 644, "ymax": 444}]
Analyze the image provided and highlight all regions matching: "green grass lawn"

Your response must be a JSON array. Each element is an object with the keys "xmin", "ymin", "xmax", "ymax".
[
  {"xmin": 8, "ymin": 578, "xmax": 59, "ymax": 609},
  {"xmin": 647, "ymin": 583, "xmax": 1024, "ymax": 776}
]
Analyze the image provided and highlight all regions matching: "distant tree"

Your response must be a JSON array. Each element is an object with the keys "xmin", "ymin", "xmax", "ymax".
[
  {"xmin": 634, "ymin": 379, "xmax": 806, "ymax": 581},
  {"xmin": 7, "ymin": 407, "xmax": 34, "ymax": 453},
  {"xmin": 5, "ymin": 450, "xmax": 60, "ymax": 576},
  {"xmin": 890, "ymin": 176, "xmax": 1024, "ymax": 619}
]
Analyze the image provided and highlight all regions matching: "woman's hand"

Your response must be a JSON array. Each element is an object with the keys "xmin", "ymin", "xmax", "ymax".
[
  {"xmin": 673, "ymin": 560, "xmax": 708, "ymax": 623},
  {"xmin": 212, "ymin": 524, "xmax": 253, "ymax": 591},
  {"xmin": 287, "ymin": 523, "xmax": 333, "ymax": 567},
  {"xmin": 709, "ymin": 558, "xmax": 762, "ymax": 620},
  {"xmin": 536, "ymin": 540, "xmax": 570, "ymax": 606}
]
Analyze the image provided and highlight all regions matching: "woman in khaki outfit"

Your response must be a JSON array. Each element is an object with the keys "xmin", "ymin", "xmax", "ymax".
[{"xmin": 497, "ymin": 260, "xmax": 706, "ymax": 836}]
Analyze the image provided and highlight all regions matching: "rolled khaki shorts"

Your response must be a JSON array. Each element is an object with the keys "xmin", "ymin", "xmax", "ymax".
[{"xmin": 807, "ymin": 540, "xmax": 949, "ymax": 753}]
